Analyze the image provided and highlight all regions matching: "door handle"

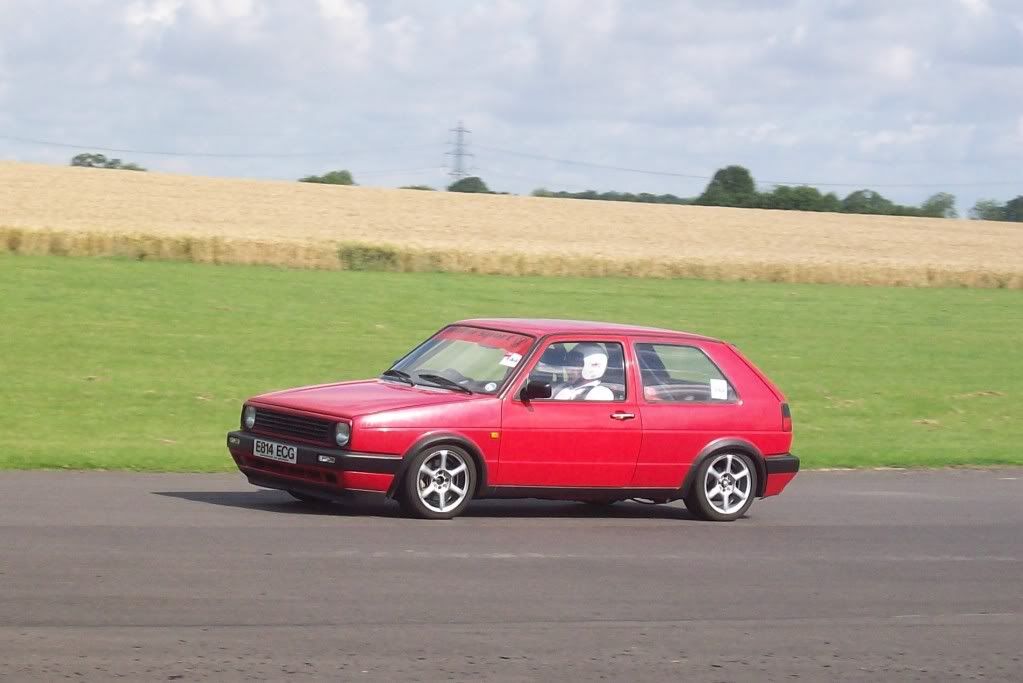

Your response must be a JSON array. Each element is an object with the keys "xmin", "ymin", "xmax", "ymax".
[{"xmin": 610, "ymin": 411, "xmax": 636, "ymax": 421}]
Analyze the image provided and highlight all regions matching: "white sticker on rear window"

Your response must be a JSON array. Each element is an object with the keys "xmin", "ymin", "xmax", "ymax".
[
  {"xmin": 710, "ymin": 378, "xmax": 728, "ymax": 400},
  {"xmin": 499, "ymin": 352, "xmax": 522, "ymax": 368}
]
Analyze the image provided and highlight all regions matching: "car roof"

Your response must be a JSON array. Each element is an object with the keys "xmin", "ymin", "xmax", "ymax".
[{"xmin": 454, "ymin": 318, "xmax": 722, "ymax": 342}]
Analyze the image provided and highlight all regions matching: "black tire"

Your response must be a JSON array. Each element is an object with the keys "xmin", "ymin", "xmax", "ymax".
[
  {"xmin": 683, "ymin": 452, "xmax": 757, "ymax": 522},
  {"xmin": 399, "ymin": 445, "xmax": 477, "ymax": 520}
]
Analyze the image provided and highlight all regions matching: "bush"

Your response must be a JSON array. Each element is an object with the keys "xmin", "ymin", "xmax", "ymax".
[
  {"xmin": 70, "ymin": 153, "xmax": 146, "ymax": 171},
  {"xmin": 338, "ymin": 243, "xmax": 399, "ymax": 271},
  {"xmin": 299, "ymin": 170, "xmax": 355, "ymax": 185},
  {"xmin": 447, "ymin": 176, "xmax": 490, "ymax": 193}
]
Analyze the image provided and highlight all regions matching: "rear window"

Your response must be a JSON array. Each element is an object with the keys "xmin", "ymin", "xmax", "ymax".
[{"xmin": 635, "ymin": 343, "xmax": 738, "ymax": 403}]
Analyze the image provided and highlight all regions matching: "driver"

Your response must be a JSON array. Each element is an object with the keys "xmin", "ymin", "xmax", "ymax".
[{"xmin": 553, "ymin": 343, "xmax": 615, "ymax": 401}]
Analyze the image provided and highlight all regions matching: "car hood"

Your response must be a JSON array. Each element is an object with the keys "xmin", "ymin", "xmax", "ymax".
[{"xmin": 251, "ymin": 379, "xmax": 479, "ymax": 418}]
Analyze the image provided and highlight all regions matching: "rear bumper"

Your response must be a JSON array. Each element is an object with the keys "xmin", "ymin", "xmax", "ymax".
[
  {"xmin": 763, "ymin": 452, "xmax": 799, "ymax": 497},
  {"xmin": 227, "ymin": 431, "xmax": 400, "ymax": 496},
  {"xmin": 765, "ymin": 453, "xmax": 799, "ymax": 474}
]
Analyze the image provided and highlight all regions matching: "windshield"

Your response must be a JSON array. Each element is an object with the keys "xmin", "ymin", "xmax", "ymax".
[{"xmin": 386, "ymin": 326, "xmax": 534, "ymax": 395}]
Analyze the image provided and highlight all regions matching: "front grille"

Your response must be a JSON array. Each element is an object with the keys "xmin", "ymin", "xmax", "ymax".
[{"xmin": 253, "ymin": 408, "xmax": 333, "ymax": 445}]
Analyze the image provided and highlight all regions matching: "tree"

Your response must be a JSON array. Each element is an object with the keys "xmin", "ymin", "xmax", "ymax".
[
  {"xmin": 399, "ymin": 185, "xmax": 436, "ymax": 191},
  {"xmin": 920, "ymin": 192, "xmax": 957, "ymax": 218},
  {"xmin": 840, "ymin": 189, "xmax": 896, "ymax": 215},
  {"xmin": 299, "ymin": 169, "xmax": 355, "ymax": 185},
  {"xmin": 70, "ymin": 153, "xmax": 146, "ymax": 171},
  {"xmin": 970, "ymin": 199, "xmax": 1005, "ymax": 221},
  {"xmin": 696, "ymin": 165, "xmax": 758, "ymax": 207},
  {"xmin": 761, "ymin": 185, "xmax": 838, "ymax": 212},
  {"xmin": 1003, "ymin": 196, "xmax": 1023, "ymax": 222},
  {"xmin": 531, "ymin": 187, "xmax": 692, "ymax": 205},
  {"xmin": 447, "ymin": 176, "xmax": 490, "ymax": 193}
]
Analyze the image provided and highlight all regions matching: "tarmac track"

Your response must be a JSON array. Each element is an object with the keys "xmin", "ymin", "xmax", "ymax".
[{"xmin": 1, "ymin": 469, "xmax": 1021, "ymax": 681}]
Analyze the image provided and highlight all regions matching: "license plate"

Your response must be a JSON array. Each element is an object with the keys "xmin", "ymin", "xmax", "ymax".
[{"xmin": 253, "ymin": 438, "xmax": 297, "ymax": 464}]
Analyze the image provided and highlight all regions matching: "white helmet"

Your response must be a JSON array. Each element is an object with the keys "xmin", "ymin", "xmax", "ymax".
[{"xmin": 568, "ymin": 343, "xmax": 608, "ymax": 381}]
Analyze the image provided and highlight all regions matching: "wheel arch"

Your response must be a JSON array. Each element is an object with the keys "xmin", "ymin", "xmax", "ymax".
[
  {"xmin": 679, "ymin": 438, "xmax": 767, "ymax": 499},
  {"xmin": 385, "ymin": 432, "xmax": 490, "ymax": 499}
]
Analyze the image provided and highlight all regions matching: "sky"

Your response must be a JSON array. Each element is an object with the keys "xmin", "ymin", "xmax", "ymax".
[{"xmin": 1, "ymin": 0, "xmax": 1021, "ymax": 211}]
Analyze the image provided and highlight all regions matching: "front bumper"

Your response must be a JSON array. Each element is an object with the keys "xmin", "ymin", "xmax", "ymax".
[{"xmin": 226, "ymin": 431, "xmax": 401, "ymax": 495}]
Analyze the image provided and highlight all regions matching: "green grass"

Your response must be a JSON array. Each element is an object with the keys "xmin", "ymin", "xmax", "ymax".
[{"xmin": 1, "ymin": 253, "xmax": 1020, "ymax": 471}]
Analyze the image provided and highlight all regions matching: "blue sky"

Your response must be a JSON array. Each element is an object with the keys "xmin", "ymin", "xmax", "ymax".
[{"xmin": 1, "ymin": 0, "xmax": 1020, "ymax": 211}]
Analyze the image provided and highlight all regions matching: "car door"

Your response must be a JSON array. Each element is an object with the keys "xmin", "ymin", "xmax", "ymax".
[
  {"xmin": 630, "ymin": 339, "xmax": 749, "ymax": 488},
  {"xmin": 496, "ymin": 337, "xmax": 642, "ymax": 488}
]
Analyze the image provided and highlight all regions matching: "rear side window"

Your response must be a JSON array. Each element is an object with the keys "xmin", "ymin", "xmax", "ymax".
[{"xmin": 635, "ymin": 343, "xmax": 738, "ymax": 403}]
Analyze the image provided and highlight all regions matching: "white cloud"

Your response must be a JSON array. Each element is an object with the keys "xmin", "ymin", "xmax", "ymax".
[
  {"xmin": 316, "ymin": 0, "xmax": 372, "ymax": 67},
  {"xmin": 381, "ymin": 15, "xmax": 421, "ymax": 72},
  {"xmin": 859, "ymin": 124, "xmax": 940, "ymax": 152},
  {"xmin": 316, "ymin": 0, "xmax": 367, "ymax": 27},
  {"xmin": 791, "ymin": 23, "xmax": 807, "ymax": 45},
  {"xmin": 876, "ymin": 45, "xmax": 918, "ymax": 81},
  {"xmin": 959, "ymin": 0, "xmax": 990, "ymax": 16},
  {"xmin": 192, "ymin": 0, "xmax": 256, "ymax": 25},
  {"xmin": 124, "ymin": 0, "xmax": 183, "ymax": 27}
]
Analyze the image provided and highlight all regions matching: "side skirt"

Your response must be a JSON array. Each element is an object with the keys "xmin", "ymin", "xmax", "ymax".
[{"xmin": 482, "ymin": 486, "xmax": 681, "ymax": 503}]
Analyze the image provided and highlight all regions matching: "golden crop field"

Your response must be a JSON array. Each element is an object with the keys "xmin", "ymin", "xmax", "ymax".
[{"xmin": 2, "ymin": 161, "xmax": 1021, "ymax": 287}]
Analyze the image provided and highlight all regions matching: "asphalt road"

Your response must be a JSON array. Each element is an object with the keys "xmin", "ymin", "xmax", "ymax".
[{"xmin": 1, "ymin": 469, "xmax": 1021, "ymax": 682}]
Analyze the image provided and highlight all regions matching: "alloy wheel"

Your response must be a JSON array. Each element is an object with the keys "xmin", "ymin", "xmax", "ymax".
[
  {"xmin": 416, "ymin": 449, "xmax": 470, "ymax": 514},
  {"xmin": 704, "ymin": 452, "xmax": 753, "ymax": 516}
]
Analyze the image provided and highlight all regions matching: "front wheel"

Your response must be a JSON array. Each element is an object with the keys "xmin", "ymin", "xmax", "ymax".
[
  {"xmin": 683, "ymin": 452, "xmax": 757, "ymax": 521},
  {"xmin": 399, "ymin": 446, "xmax": 477, "ymax": 520}
]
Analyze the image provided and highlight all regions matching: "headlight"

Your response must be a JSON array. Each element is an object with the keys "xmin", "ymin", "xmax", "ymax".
[
  {"xmin": 334, "ymin": 422, "xmax": 351, "ymax": 447},
  {"xmin": 242, "ymin": 406, "xmax": 256, "ymax": 430}
]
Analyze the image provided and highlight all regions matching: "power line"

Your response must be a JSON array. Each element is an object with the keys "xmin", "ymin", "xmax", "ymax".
[
  {"xmin": 356, "ymin": 165, "xmax": 443, "ymax": 177},
  {"xmin": 475, "ymin": 144, "xmax": 711, "ymax": 180},
  {"xmin": 473, "ymin": 166, "xmax": 592, "ymax": 193},
  {"xmin": 476, "ymin": 144, "xmax": 1021, "ymax": 189},
  {"xmin": 0, "ymin": 134, "xmax": 442, "ymax": 159}
]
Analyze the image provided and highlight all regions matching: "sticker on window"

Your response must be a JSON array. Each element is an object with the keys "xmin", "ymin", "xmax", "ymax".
[
  {"xmin": 499, "ymin": 352, "xmax": 523, "ymax": 368},
  {"xmin": 709, "ymin": 378, "xmax": 728, "ymax": 400}
]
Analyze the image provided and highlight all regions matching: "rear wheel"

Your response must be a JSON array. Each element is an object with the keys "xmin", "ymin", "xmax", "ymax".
[
  {"xmin": 399, "ymin": 446, "xmax": 476, "ymax": 520},
  {"xmin": 683, "ymin": 452, "xmax": 757, "ymax": 521}
]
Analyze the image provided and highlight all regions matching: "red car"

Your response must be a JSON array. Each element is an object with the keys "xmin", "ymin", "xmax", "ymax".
[{"xmin": 226, "ymin": 319, "xmax": 798, "ymax": 521}]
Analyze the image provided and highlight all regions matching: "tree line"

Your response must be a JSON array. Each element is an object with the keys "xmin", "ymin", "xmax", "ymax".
[
  {"xmin": 533, "ymin": 165, "xmax": 1021, "ymax": 222},
  {"xmin": 66, "ymin": 153, "xmax": 1021, "ymax": 221}
]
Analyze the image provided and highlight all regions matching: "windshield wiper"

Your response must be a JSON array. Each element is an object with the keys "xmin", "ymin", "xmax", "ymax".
[
  {"xmin": 416, "ymin": 373, "xmax": 473, "ymax": 394},
  {"xmin": 380, "ymin": 369, "xmax": 414, "ymax": 386}
]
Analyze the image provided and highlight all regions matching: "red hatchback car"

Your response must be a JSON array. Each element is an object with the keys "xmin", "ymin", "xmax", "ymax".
[{"xmin": 227, "ymin": 319, "xmax": 798, "ymax": 521}]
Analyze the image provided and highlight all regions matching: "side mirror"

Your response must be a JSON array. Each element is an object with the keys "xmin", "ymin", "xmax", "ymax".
[{"xmin": 520, "ymin": 379, "xmax": 552, "ymax": 401}]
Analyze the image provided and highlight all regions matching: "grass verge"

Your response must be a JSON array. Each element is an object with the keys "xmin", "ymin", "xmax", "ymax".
[{"xmin": 1, "ymin": 253, "xmax": 1020, "ymax": 471}]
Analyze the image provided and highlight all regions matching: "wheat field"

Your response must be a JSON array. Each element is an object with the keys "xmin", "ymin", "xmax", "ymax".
[{"xmin": 2, "ymin": 161, "xmax": 1021, "ymax": 287}]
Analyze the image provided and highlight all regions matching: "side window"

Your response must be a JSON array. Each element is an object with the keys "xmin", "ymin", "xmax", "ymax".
[
  {"xmin": 635, "ymin": 343, "xmax": 737, "ymax": 403},
  {"xmin": 527, "ymin": 342, "xmax": 626, "ymax": 402}
]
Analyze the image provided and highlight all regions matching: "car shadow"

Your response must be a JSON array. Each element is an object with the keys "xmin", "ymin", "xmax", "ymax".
[{"xmin": 153, "ymin": 490, "xmax": 699, "ymax": 520}]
